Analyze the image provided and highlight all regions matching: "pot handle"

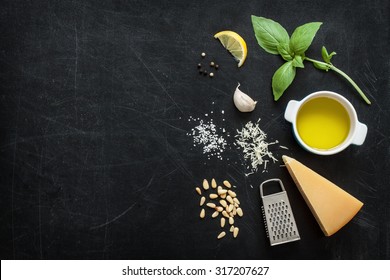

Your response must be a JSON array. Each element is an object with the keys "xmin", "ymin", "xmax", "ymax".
[
  {"xmin": 284, "ymin": 100, "xmax": 300, "ymax": 123},
  {"xmin": 351, "ymin": 122, "xmax": 367, "ymax": 145}
]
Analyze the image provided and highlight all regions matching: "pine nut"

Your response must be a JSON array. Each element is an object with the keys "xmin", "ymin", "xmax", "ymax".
[
  {"xmin": 200, "ymin": 196, "xmax": 206, "ymax": 206},
  {"xmin": 223, "ymin": 180, "xmax": 231, "ymax": 188},
  {"xmin": 219, "ymin": 200, "xmax": 227, "ymax": 208},
  {"xmin": 218, "ymin": 189, "xmax": 227, "ymax": 195},
  {"xmin": 195, "ymin": 178, "xmax": 243, "ymax": 240},
  {"xmin": 228, "ymin": 190, "xmax": 236, "ymax": 198},
  {"xmin": 217, "ymin": 231, "xmax": 226, "ymax": 239},
  {"xmin": 220, "ymin": 217, "xmax": 226, "ymax": 228},
  {"xmin": 203, "ymin": 179, "xmax": 209, "ymax": 190},
  {"xmin": 222, "ymin": 210, "xmax": 229, "ymax": 218},
  {"xmin": 206, "ymin": 203, "xmax": 216, "ymax": 208},
  {"xmin": 211, "ymin": 178, "xmax": 217, "ymax": 188},
  {"xmin": 233, "ymin": 227, "xmax": 239, "ymax": 238},
  {"xmin": 200, "ymin": 209, "xmax": 205, "ymax": 218}
]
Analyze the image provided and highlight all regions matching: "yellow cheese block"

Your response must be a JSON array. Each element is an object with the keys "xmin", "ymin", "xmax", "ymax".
[{"xmin": 282, "ymin": 155, "xmax": 363, "ymax": 236}]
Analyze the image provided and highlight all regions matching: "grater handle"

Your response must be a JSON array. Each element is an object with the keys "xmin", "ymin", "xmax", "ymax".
[{"xmin": 259, "ymin": 178, "xmax": 286, "ymax": 198}]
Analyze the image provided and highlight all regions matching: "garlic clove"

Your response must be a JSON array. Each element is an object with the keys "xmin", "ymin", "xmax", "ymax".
[{"xmin": 233, "ymin": 83, "xmax": 257, "ymax": 112}]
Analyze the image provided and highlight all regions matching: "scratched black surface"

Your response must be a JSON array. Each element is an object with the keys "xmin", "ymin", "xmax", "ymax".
[{"xmin": 0, "ymin": 0, "xmax": 389, "ymax": 260}]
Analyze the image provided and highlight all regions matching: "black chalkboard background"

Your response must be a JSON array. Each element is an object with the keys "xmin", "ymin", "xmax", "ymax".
[{"xmin": 1, "ymin": 0, "xmax": 389, "ymax": 260}]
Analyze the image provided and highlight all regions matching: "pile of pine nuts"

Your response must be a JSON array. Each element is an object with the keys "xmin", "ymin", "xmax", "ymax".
[{"xmin": 195, "ymin": 178, "xmax": 243, "ymax": 239}]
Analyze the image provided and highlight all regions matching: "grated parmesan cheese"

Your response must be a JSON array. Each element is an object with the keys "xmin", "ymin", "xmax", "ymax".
[{"xmin": 235, "ymin": 119, "xmax": 278, "ymax": 173}]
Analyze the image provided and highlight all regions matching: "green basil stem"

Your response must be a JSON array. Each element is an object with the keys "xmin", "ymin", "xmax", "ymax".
[{"xmin": 305, "ymin": 57, "xmax": 371, "ymax": 105}]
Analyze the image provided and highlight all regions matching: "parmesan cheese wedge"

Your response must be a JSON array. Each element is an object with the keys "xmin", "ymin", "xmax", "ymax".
[{"xmin": 282, "ymin": 155, "xmax": 363, "ymax": 236}]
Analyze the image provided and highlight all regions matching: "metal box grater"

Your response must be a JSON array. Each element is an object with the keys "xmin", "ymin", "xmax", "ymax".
[{"xmin": 260, "ymin": 179, "xmax": 300, "ymax": 246}]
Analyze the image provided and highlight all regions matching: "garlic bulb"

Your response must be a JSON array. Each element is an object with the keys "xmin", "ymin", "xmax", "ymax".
[{"xmin": 233, "ymin": 83, "xmax": 257, "ymax": 112}]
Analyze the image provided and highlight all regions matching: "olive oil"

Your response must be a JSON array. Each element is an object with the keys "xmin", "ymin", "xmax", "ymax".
[{"xmin": 296, "ymin": 97, "xmax": 350, "ymax": 150}]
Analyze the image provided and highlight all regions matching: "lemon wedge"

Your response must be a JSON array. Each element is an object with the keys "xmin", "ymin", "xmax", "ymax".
[{"xmin": 214, "ymin": 31, "xmax": 247, "ymax": 67}]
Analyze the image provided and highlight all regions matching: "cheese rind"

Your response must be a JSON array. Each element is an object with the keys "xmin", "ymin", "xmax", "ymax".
[{"xmin": 282, "ymin": 155, "xmax": 363, "ymax": 236}]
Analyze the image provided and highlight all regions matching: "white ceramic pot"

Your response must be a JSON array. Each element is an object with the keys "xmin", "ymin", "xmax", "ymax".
[{"xmin": 284, "ymin": 91, "xmax": 368, "ymax": 155}]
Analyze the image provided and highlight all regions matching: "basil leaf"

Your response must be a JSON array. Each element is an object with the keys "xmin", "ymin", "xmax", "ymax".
[
  {"xmin": 321, "ymin": 46, "xmax": 330, "ymax": 62},
  {"xmin": 313, "ymin": 61, "xmax": 329, "ymax": 71},
  {"xmin": 251, "ymin": 15, "xmax": 290, "ymax": 55},
  {"xmin": 277, "ymin": 44, "xmax": 293, "ymax": 61},
  {"xmin": 272, "ymin": 61, "xmax": 296, "ymax": 101},
  {"xmin": 292, "ymin": 55, "xmax": 304, "ymax": 68},
  {"xmin": 290, "ymin": 22, "xmax": 322, "ymax": 55},
  {"xmin": 328, "ymin": 51, "xmax": 336, "ymax": 60},
  {"xmin": 321, "ymin": 46, "xmax": 337, "ymax": 63}
]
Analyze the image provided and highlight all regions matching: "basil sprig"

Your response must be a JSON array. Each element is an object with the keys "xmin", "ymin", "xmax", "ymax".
[{"xmin": 251, "ymin": 16, "xmax": 371, "ymax": 104}]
